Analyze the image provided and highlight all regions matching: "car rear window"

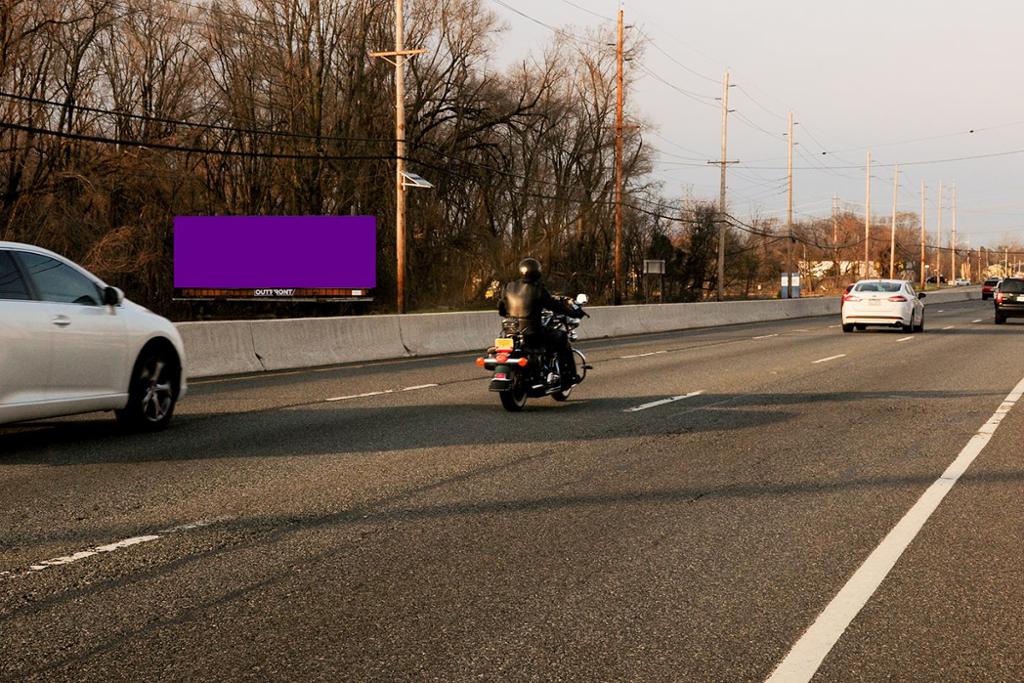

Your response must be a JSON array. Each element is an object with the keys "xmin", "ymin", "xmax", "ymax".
[
  {"xmin": 999, "ymin": 279, "xmax": 1024, "ymax": 294},
  {"xmin": 0, "ymin": 250, "xmax": 30, "ymax": 300},
  {"xmin": 854, "ymin": 282, "xmax": 902, "ymax": 293},
  {"xmin": 985, "ymin": 278, "xmax": 1000, "ymax": 285}
]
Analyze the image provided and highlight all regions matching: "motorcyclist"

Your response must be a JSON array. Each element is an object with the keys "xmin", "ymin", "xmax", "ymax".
[{"xmin": 497, "ymin": 257, "xmax": 582, "ymax": 388}]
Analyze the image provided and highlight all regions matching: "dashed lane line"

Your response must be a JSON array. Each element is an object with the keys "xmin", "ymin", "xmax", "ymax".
[
  {"xmin": 767, "ymin": 372, "xmax": 1024, "ymax": 683},
  {"xmin": 812, "ymin": 354, "xmax": 846, "ymax": 364},
  {"xmin": 972, "ymin": 319, "xmax": 983, "ymax": 323},
  {"xmin": 753, "ymin": 334, "xmax": 780, "ymax": 340},
  {"xmin": 2, "ymin": 520, "xmax": 219, "ymax": 580},
  {"xmin": 942, "ymin": 325, "xmax": 954, "ymax": 330},
  {"xmin": 624, "ymin": 390, "xmax": 705, "ymax": 413},
  {"xmin": 896, "ymin": 336, "xmax": 913, "ymax": 342}
]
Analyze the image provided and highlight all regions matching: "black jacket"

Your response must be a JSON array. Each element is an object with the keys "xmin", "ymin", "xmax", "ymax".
[{"xmin": 498, "ymin": 279, "xmax": 575, "ymax": 335}]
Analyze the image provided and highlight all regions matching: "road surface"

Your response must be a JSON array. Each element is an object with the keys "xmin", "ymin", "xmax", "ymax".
[{"xmin": 3, "ymin": 299, "xmax": 1022, "ymax": 681}]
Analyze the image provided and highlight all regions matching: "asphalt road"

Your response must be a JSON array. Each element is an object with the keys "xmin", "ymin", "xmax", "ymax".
[{"xmin": 3, "ymin": 299, "xmax": 1023, "ymax": 682}]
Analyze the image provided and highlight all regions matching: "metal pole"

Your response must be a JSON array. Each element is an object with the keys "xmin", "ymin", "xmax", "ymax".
[
  {"xmin": 786, "ymin": 112, "xmax": 794, "ymax": 298},
  {"xmin": 864, "ymin": 150, "xmax": 871, "ymax": 278},
  {"xmin": 717, "ymin": 70, "xmax": 730, "ymax": 301},
  {"xmin": 919, "ymin": 181, "xmax": 926, "ymax": 288},
  {"xmin": 613, "ymin": 8, "xmax": 624, "ymax": 305},
  {"xmin": 889, "ymin": 165, "xmax": 899, "ymax": 279},
  {"xmin": 832, "ymin": 195, "xmax": 839, "ymax": 289},
  {"xmin": 394, "ymin": 0, "xmax": 406, "ymax": 313}
]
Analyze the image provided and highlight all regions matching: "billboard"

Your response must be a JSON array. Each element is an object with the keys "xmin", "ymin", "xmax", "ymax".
[{"xmin": 173, "ymin": 215, "xmax": 375, "ymax": 300}]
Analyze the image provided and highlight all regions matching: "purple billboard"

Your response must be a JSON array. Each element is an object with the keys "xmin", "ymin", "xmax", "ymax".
[{"xmin": 173, "ymin": 215, "xmax": 376, "ymax": 291}]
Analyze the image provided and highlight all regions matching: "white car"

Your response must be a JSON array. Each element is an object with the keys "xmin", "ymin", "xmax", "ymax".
[
  {"xmin": 0, "ymin": 242, "xmax": 187, "ymax": 429},
  {"xmin": 954, "ymin": 278, "xmax": 971, "ymax": 286},
  {"xmin": 841, "ymin": 279, "xmax": 925, "ymax": 333}
]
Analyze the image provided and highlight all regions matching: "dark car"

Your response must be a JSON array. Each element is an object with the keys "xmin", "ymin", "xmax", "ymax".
[
  {"xmin": 994, "ymin": 278, "xmax": 1024, "ymax": 324},
  {"xmin": 926, "ymin": 275, "xmax": 948, "ymax": 284},
  {"xmin": 982, "ymin": 277, "xmax": 1001, "ymax": 300}
]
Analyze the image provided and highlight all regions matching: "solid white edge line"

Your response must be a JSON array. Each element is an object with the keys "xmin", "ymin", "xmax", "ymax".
[
  {"xmin": 766, "ymin": 373, "xmax": 1024, "ymax": 683},
  {"xmin": 753, "ymin": 334, "xmax": 780, "ymax": 340},
  {"xmin": 621, "ymin": 350, "xmax": 668, "ymax": 359},
  {"xmin": 812, "ymin": 354, "xmax": 846, "ymax": 364},
  {"xmin": 896, "ymin": 336, "xmax": 913, "ymax": 342},
  {"xmin": 403, "ymin": 383, "xmax": 439, "ymax": 391},
  {"xmin": 624, "ymin": 390, "xmax": 704, "ymax": 413}
]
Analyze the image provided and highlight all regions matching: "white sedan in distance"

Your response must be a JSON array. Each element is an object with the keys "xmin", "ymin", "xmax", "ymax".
[
  {"xmin": 0, "ymin": 242, "xmax": 187, "ymax": 429},
  {"xmin": 841, "ymin": 279, "xmax": 926, "ymax": 333}
]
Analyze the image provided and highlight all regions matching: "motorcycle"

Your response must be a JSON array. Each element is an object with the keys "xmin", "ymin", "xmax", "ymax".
[{"xmin": 475, "ymin": 293, "xmax": 593, "ymax": 412}]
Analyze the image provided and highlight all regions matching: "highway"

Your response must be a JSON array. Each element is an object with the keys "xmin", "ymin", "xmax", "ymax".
[{"xmin": 3, "ymin": 298, "xmax": 1023, "ymax": 681}]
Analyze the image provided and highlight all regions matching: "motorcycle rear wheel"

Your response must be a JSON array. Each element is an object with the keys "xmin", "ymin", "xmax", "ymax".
[{"xmin": 499, "ymin": 383, "xmax": 528, "ymax": 412}]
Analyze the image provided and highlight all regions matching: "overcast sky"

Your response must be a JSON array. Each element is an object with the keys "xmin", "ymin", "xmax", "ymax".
[{"xmin": 488, "ymin": 0, "xmax": 1024, "ymax": 247}]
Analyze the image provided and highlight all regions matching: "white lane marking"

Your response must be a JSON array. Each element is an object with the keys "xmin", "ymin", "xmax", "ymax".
[
  {"xmin": 942, "ymin": 325, "xmax": 954, "ymax": 330},
  {"xmin": 5, "ymin": 520, "xmax": 221, "ymax": 580},
  {"xmin": 403, "ymin": 383, "xmax": 439, "ymax": 391},
  {"xmin": 827, "ymin": 325, "xmax": 840, "ymax": 329},
  {"xmin": 620, "ymin": 350, "xmax": 667, "ymax": 359},
  {"xmin": 624, "ymin": 390, "xmax": 705, "ymax": 413},
  {"xmin": 972, "ymin": 319, "xmax": 983, "ymax": 323},
  {"xmin": 896, "ymin": 336, "xmax": 913, "ymax": 342},
  {"xmin": 812, "ymin": 354, "xmax": 846, "ymax": 364},
  {"xmin": 766, "ymin": 373, "xmax": 1024, "ymax": 683},
  {"xmin": 27, "ymin": 535, "xmax": 159, "ymax": 572},
  {"xmin": 326, "ymin": 390, "xmax": 393, "ymax": 402},
  {"xmin": 753, "ymin": 334, "xmax": 780, "ymax": 340},
  {"xmin": 794, "ymin": 329, "xmax": 810, "ymax": 332},
  {"xmin": 937, "ymin": 309, "xmax": 945, "ymax": 312}
]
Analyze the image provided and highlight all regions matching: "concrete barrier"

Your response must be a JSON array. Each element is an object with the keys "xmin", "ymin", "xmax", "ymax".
[
  {"xmin": 250, "ymin": 315, "xmax": 407, "ymax": 371},
  {"xmin": 176, "ymin": 288, "xmax": 980, "ymax": 378},
  {"xmin": 176, "ymin": 320, "xmax": 263, "ymax": 377}
]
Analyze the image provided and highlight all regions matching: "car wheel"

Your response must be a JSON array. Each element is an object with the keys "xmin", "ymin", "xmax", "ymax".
[
  {"xmin": 995, "ymin": 313, "xmax": 1006, "ymax": 325},
  {"xmin": 914, "ymin": 314, "xmax": 925, "ymax": 333},
  {"xmin": 116, "ymin": 349, "xmax": 178, "ymax": 430},
  {"xmin": 855, "ymin": 324, "xmax": 866, "ymax": 331},
  {"xmin": 901, "ymin": 317, "xmax": 913, "ymax": 333},
  {"xmin": 842, "ymin": 323, "xmax": 854, "ymax": 333}
]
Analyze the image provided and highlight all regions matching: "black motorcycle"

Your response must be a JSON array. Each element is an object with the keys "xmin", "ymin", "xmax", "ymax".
[{"xmin": 476, "ymin": 294, "xmax": 592, "ymax": 412}]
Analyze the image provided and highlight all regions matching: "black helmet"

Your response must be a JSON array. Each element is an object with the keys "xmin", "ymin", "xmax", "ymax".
[{"xmin": 518, "ymin": 257, "xmax": 542, "ymax": 283}]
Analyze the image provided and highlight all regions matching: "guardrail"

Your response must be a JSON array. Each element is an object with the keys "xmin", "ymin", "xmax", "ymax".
[{"xmin": 176, "ymin": 287, "xmax": 980, "ymax": 379}]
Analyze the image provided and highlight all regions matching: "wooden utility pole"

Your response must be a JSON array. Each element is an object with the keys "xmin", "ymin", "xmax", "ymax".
[
  {"xmin": 716, "ymin": 70, "xmax": 731, "ymax": 301},
  {"xmin": 613, "ymin": 7, "xmax": 624, "ymax": 305},
  {"xmin": 951, "ymin": 184, "xmax": 958, "ymax": 280},
  {"xmin": 935, "ymin": 181, "xmax": 943, "ymax": 283},
  {"xmin": 832, "ymin": 195, "xmax": 840, "ymax": 288},
  {"xmin": 370, "ymin": 0, "xmax": 425, "ymax": 313},
  {"xmin": 786, "ymin": 112, "xmax": 794, "ymax": 298},
  {"xmin": 889, "ymin": 165, "xmax": 899, "ymax": 279},
  {"xmin": 864, "ymin": 150, "xmax": 871, "ymax": 278},
  {"xmin": 919, "ymin": 181, "xmax": 926, "ymax": 288}
]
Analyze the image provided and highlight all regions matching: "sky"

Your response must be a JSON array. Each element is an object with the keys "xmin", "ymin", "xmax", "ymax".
[{"xmin": 486, "ymin": 0, "xmax": 1024, "ymax": 248}]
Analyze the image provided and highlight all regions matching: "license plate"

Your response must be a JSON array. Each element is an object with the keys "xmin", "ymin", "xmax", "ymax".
[
  {"xmin": 495, "ymin": 337, "xmax": 514, "ymax": 351},
  {"xmin": 869, "ymin": 299, "xmax": 880, "ymax": 305},
  {"xmin": 1018, "ymin": 295, "xmax": 1024, "ymax": 301}
]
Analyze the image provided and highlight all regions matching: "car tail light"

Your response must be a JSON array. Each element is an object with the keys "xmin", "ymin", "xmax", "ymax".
[
  {"xmin": 842, "ymin": 294, "xmax": 860, "ymax": 302},
  {"xmin": 996, "ymin": 293, "xmax": 1005, "ymax": 303},
  {"xmin": 888, "ymin": 295, "xmax": 908, "ymax": 302}
]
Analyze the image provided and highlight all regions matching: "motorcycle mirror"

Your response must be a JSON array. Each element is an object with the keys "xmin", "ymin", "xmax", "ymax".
[{"xmin": 575, "ymin": 293, "xmax": 589, "ymax": 305}]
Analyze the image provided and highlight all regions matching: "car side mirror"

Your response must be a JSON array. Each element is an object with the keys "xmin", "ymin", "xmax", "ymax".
[
  {"xmin": 103, "ymin": 286, "xmax": 124, "ymax": 306},
  {"xmin": 918, "ymin": 292, "xmax": 926, "ymax": 299},
  {"xmin": 575, "ymin": 293, "xmax": 589, "ymax": 305}
]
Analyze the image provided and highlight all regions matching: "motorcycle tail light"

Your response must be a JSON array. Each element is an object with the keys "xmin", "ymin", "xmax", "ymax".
[
  {"xmin": 516, "ymin": 358, "xmax": 529, "ymax": 367},
  {"xmin": 475, "ymin": 357, "xmax": 485, "ymax": 367}
]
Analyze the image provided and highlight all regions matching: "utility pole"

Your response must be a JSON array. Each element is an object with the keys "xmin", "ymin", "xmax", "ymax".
[
  {"xmin": 889, "ymin": 165, "xmax": 899, "ymax": 279},
  {"xmin": 370, "ymin": 0, "xmax": 426, "ymax": 313},
  {"xmin": 832, "ymin": 194, "xmax": 840, "ymax": 288},
  {"xmin": 935, "ymin": 181, "xmax": 943, "ymax": 284},
  {"xmin": 864, "ymin": 150, "xmax": 871, "ymax": 278},
  {"xmin": 951, "ymin": 184, "xmax": 958, "ymax": 280},
  {"xmin": 920, "ymin": 181, "xmax": 926, "ymax": 288},
  {"xmin": 786, "ymin": 111, "xmax": 794, "ymax": 298},
  {"xmin": 715, "ymin": 70, "xmax": 734, "ymax": 302},
  {"xmin": 613, "ymin": 7, "xmax": 624, "ymax": 305}
]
